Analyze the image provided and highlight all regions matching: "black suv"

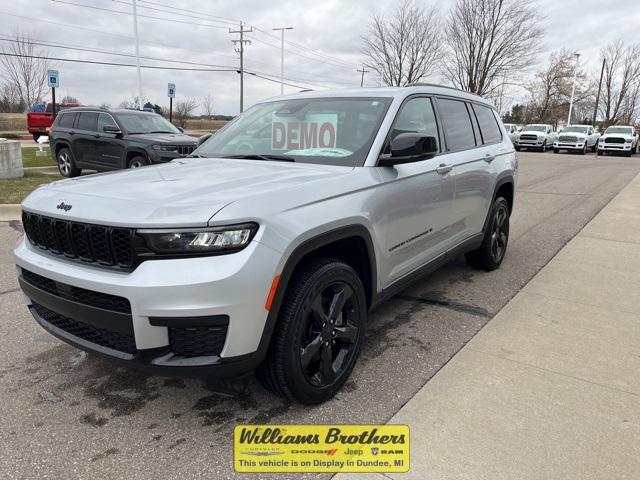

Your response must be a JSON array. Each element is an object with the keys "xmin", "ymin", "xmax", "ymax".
[{"xmin": 49, "ymin": 107, "xmax": 198, "ymax": 177}]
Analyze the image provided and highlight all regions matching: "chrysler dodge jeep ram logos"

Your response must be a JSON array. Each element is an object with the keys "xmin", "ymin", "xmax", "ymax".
[
  {"xmin": 234, "ymin": 425, "xmax": 409, "ymax": 473},
  {"xmin": 56, "ymin": 202, "xmax": 72, "ymax": 211}
]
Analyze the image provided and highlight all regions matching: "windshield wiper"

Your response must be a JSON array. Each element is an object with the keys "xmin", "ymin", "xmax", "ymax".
[
  {"xmin": 149, "ymin": 130, "xmax": 178, "ymax": 134},
  {"xmin": 186, "ymin": 153, "xmax": 206, "ymax": 158},
  {"xmin": 223, "ymin": 154, "xmax": 295, "ymax": 162}
]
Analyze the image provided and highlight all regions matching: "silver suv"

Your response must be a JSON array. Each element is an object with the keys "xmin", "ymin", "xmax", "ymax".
[{"xmin": 14, "ymin": 85, "xmax": 517, "ymax": 404}]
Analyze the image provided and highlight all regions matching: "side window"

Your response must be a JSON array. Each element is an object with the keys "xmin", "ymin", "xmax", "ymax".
[
  {"xmin": 97, "ymin": 113, "xmax": 118, "ymax": 132},
  {"xmin": 472, "ymin": 104, "xmax": 502, "ymax": 144},
  {"xmin": 76, "ymin": 112, "xmax": 98, "ymax": 132},
  {"xmin": 437, "ymin": 98, "xmax": 476, "ymax": 151},
  {"xmin": 57, "ymin": 112, "xmax": 76, "ymax": 128},
  {"xmin": 388, "ymin": 97, "xmax": 439, "ymax": 152}
]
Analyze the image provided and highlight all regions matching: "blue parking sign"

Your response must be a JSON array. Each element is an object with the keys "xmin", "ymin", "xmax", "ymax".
[
  {"xmin": 48, "ymin": 69, "xmax": 59, "ymax": 88},
  {"xmin": 168, "ymin": 83, "xmax": 176, "ymax": 98}
]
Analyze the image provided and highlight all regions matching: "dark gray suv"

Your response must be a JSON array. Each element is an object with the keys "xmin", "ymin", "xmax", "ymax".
[{"xmin": 49, "ymin": 107, "xmax": 198, "ymax": 177}]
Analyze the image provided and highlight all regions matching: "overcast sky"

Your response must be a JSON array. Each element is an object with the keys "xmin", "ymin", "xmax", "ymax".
[{"xmin": 1, "ymin": 0, "xmax": 638, "ymax": 115}]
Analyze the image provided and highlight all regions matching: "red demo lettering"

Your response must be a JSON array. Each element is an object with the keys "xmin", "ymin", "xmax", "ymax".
[
  {"xmin": 272, "ymin": 122, "xmax": 286, "ymax": 149},
  {"xmin": 319, "ymin": 122, "xmax": 336, "ymax": 148},
  {"xmin": 287, "ymin": 122, "xmax": 300, "ymax": 149},
  {"xmin": 301, "ymin": 122, "xmax": 318, "ymax": 149}
]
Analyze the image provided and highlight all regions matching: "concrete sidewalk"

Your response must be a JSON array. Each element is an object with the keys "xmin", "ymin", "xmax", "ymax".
[{"xmin": 337, "ymin": 173, "xmax": 640, "ymax": 480}]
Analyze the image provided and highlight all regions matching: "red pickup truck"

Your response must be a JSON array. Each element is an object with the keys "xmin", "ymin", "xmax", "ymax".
[{"xmin": 27, "ymin": 102, "xmax": 81, "ymax": 141}]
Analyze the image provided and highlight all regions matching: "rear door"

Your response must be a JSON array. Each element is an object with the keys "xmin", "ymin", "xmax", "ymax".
[
  {"xmin": 435, "ymin": 98, "xmax": 496, "ymax": 242},
  {"xmin": 73, "ymin": 112, "xmax": 99, "ymax": 167}
]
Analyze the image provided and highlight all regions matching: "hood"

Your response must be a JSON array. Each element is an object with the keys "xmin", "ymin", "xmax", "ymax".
[
  {"xmin": 22, "ymin": 158, "xmax": 354, "ymax": 227},
  {"xmin": 127, "ymin": 133, "xmax": 197, "ymax": 145}
]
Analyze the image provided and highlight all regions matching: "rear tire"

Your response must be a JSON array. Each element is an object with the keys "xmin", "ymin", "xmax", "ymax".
[
  {"xmin": 257, "ymin": 259, "xmax": 366, "ymax": 404},
  {"xmin": 56, "ymin": 147, "xmax": 81, "ymax": 178},
  {"xmin": 128, "ymin": 156, "xmax": 149, "ymax": 168},
  {"xmin": 465, "ymin": 197, "xmax": 510, "ymax": 271}
]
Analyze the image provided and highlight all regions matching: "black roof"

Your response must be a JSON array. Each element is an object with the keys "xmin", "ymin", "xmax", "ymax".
[{"xmin": 62, "ymin": 106, "xmax": 157, "ymax": 115}]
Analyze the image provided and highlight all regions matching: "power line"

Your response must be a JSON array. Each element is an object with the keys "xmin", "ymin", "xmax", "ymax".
[
  {"xmin": 137, "ymin": 0, "xmax": 242, "ymax": 25},
  {"xmin": 51, "ymin": 0, "xmax": 230, "ymax": 29},
  {"xmin": 114, "ymin": 0, "xmax": 238, "ymax": 27}
]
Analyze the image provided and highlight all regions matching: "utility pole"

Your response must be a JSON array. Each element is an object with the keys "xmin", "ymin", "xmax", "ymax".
[
  {"xmin": 272, "ymin": 26, "xmax": 294, "ymax": 95},
  {"xmin": 230, "ymin": 21, "xmax": 252, "ymax": 113},
  {"xmin": 593, "ymin": 58, "xmax": 606, "ymax": 126},
  {"xmin": 130, "ymin": 0, "xmax": 144, "ymax": 109},
  {"xmin": 357, "ymin": 67, "xmax": 369, "ymax": 87},
  {"xmin": 567, "ymin": 52, "xmax": 580, "ymax": 126}
]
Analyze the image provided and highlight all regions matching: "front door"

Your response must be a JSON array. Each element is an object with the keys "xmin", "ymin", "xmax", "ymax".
[{"xmin": 371, "ymin": 96, "xmax": 456, "ymax": 287}]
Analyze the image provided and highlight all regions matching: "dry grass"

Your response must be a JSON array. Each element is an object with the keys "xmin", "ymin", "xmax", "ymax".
[{"xmin": 0, "ymin": 113, "xmax": 26, "ymax": 132}]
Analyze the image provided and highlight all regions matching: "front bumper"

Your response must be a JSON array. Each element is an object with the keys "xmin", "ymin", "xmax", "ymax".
[
  {"xmin": 553, "ymin": 141, "xmax": 586, "ymax": 150},
  {"xmin": 14, "ymin": 237, "xmax": 282, "ymax": 377},
  {"xmin": 598, "ymin": 143, "xmax": 633, "ymax": 152},
  {"xmin": 514, "ymin": 139, "xmax": 545, "ymax": 148}
]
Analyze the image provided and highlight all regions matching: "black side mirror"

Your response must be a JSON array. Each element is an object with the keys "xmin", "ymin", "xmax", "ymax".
[
  {"xmin": 378, "ymin": 133, "xmax": 438, "ymax": 166},
  {"xmin": 103, "ymin": 125, "xmax": 122, "ymax": 135},
  {"xmin": 196, "ymin": 133, "xmax": 212, "ymax": 148},
  {"xmin": 177, "ymin": 126, "xmax": 185, "ymax": 133}
]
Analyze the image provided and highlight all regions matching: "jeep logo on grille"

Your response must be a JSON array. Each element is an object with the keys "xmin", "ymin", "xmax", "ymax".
[{"xmin": 56, "ymin": 202, "xmax": 72, "ymax": 212}]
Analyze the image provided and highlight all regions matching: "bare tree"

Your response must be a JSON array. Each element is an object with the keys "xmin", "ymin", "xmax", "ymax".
[
  {"xmin": 443, "ymin": 0, "xmax": 543, "ymax": 96},
  {"xmin": 173, "ymin": 98, "xmax": 198, "ymax": 128},
  {"xmin": 599, "ymin": 40, "xmax": 640, "ymax": 126},
  {"xmin": 526, "ymin": 50, "xmax": 592, "ymax": 125},
  {"xmin": 0, "ymin": 31, "xmax": 49, "ymax": 110},
  {"xmin": 60, "ymin": 95, "xmax": 79, "ymax": 103},
  {"xmin": 118, "ymin": 94, "xmax": 148, "ymax": 110},
  {"xmin": 362, "ymin": 0, "xmax": 443, "ymax": 86},
  {"xmin": 0, "ymin": 81, "xmax": 24, "ymax": 112},
  {"xmin": 201, "ymin": 91, "xmax": 214, "ymax": 118}
]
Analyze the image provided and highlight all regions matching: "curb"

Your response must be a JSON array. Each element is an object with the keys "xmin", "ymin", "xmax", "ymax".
[{"xmin": 0, "ymin": 204, "xmax": 21, "ymax": 221}]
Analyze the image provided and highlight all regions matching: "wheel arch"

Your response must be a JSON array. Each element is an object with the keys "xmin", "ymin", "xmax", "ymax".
[
  {"xmin": 481, "ymin": 175, "xmax": 514, "ymax": 235},
  {"xmin": 125, "ymin": 148, "xmax": 149, "ymax": 168},
  {"xmin": 254, "ymin": 224, "xmax": 377, "ymax": 364}
]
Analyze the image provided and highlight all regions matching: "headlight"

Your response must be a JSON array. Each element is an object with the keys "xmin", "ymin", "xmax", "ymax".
[
  {"xmin": 138, "ymin": 223, "xmax": 258, "ymax": 254},
  {"xmin": 625, "ymin": 139, "xmax": 632, "ymax": 143},
  {"xmin": 151, "ymin": 144, "xmax": 178, "ymax": 152}
]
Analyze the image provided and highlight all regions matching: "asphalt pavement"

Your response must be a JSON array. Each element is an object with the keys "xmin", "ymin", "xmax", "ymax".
[{"xmin": 1, "ymin": 151, "xmax": 639, "ymax": 479}]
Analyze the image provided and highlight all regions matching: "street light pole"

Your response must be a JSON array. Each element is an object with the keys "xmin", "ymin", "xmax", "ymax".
[
  {"xmin": 567, "ymin": 52, "xmax": 580, "ymax": 126},
  {"xmin": 131, "ymin": 0, "xmax": 144, "ymax": 109},
  {"xmin": 272, "ymin": 27, "xmax": 294, "ymax": 95}
]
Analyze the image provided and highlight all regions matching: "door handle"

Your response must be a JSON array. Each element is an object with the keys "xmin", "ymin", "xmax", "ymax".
[
  {"xmin": 436, "ymin": 163, "xmax": 453, "ymax": 175},
  {"xmin": 68, "ymin": 131, "xmax": 75, "ymax": 135},
  {"xmin": 484, "ymin": 154, "xmax": 495, "ymax": 163}
]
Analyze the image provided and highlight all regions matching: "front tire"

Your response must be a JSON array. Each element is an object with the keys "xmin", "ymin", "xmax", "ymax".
[
  {"xmin": 56, "ymin": 147, "xmax": 81, "ymax": 178},
  {"xmin": 128, "ymin": 156, "xmax": 149, "ymax": 168},
  {"xmin": 465, "ymin": 197, "xmax": 510, "ymax": 271},
  {"xmin": 553, "ymin": 148, "xmax": 560, "ymax": 154},
  {"xmin": 257, "ymin": 259, "xmax": 367, "ymax": 404},
  {"xmin": 540, "ymin": 141, "xmax": 547, "ymax": 153},
  {"xmin": 580, "ymin": 143, "xmax": 587, "ymax": 155}
]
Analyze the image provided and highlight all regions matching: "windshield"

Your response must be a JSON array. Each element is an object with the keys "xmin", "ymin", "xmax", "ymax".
[
  {"xmin": 524, "ymin": 125, "xmax": 547, "ymax": 132},
  {"xmin": 193, "ymin": 97, "xmax": 393, "ymax": 166},
  {"xmin": 563, "ymin": 126, "xmax": 589, "ymax": 133},
  {"xmin": 605, "ymin": 127, "xmax": 634, "ymax": 135},
  {"xmin": 117, "ymin": 113, "xmax": 181, "ymax": 134}
]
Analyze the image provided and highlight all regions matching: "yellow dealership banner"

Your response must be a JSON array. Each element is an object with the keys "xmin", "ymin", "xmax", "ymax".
[{"xmin": 234, "ymin": 424, "xmax": 410, "ymax": 473}]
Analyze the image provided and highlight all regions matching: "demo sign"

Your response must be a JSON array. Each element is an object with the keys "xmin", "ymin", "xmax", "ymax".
[{"xmin": 272, "ymin": 114, "xmax": 337, "ymax": 151}]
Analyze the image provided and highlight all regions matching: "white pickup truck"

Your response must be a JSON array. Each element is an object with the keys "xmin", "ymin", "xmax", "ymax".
[
  {"xmin": 598, "ymin": 126, "xmax": 638, "ymax": 156},
  {"xmin": 513, "ymin": 124, "xmax": 555, "ymax": 152},
  {"xmin": 553, "ymin": 125, "xmax": 600, "ymax": 154}
]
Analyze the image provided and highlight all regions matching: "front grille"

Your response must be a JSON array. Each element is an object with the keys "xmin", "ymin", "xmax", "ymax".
[
  {"xmin": 21, "ymin": 269, "xmax": 131, "ymax": 314},
  {"xmin": 177, "ymin": 145, "xmax": 195, "ymax": 156},
  {"xmin": 605, "ymin": 137, "xmax": 625, "ymax": 144},
  {"xmin": 559, "ymin": 135, "xmax": 578, "ymax": 143},
  {"xmin": 169, "ymin": 326, "xmax": 227, "ymax": 358},
  {"xmin": 22, "ymin": 212, "xmax": 135, "ymax": 269},
  {"xmin": 520, "ymin": 134, "xmax": 538, "ymax": 141},
  {"xmin": 32, "ymin": 302, "xmax": 137, "ymax": 354}
]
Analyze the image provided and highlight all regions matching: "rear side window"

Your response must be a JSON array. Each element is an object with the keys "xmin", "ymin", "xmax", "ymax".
[
  {"xmin": 77, "ymin": 112, "xmax": 98, "ymax": 132},
  {"xmin": 437, "ymin": 98, "xmax": 476, "ymax": 151},
  {"xmin": 472, "ymin": 104, "xmax": 502, "ymax": 144},
  {"xmin": 57, "ymin": 112, "xmax": 76, "ymax": 128}
]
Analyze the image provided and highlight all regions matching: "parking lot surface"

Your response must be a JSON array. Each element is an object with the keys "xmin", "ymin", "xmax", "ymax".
[{"xmin": 1, "ymin": 151, "xmax": 639, "ymax": 479}]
